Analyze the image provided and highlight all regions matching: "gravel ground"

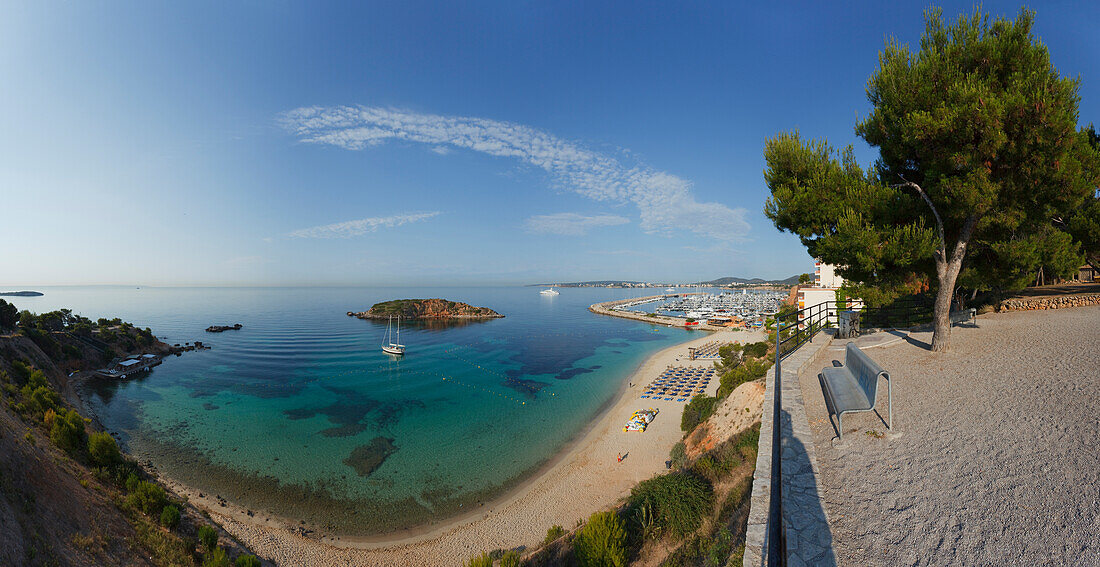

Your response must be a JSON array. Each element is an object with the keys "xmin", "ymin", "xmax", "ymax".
[{"xmin": 798, "ymin": 306, "xmax": 1100, "ymax": 566}]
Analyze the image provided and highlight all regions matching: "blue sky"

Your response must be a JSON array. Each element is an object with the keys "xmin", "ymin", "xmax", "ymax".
[{"xmin": 2, "ymin": 1, "xmax": 1097, "ymax": 286}]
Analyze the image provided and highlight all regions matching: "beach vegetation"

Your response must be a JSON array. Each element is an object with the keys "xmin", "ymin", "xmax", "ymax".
[
  {"xmin": 464, "ymin": 551, "xmax": 494, "ymax": 567},
  {"xmin": 126, "ymin": 479, "xmax": 169, "ymax": 517},
  {"xmin": 88, "ymin": 431, "xmax": 122, "ymax": 467},
  {"xmin": 681, "ymin": 395, "xmax": 718, "ymax": 432},
  {"xmin": 544, "ymin": 524, "xmax": 566, "ymax": 545},
  {"xmin": 499, "ymin": 549, "xmax": 522, "ymax": 567},
  {"xmin": 203, "ymin": 546, "xmax": 230, "ymax": 567},
  {"xmin": 160, "ymin": 504, "xmax": 181, "ymax": 530},
  {"xmin": 764, "ymin": 7, "xmax": 1100, "ymax": 351},
  {"xmin": 574, "ymin": 510, "xmax": 628, "ymax": 567},
  {"xmin": 628, "ymin": 472, "xmax": 713, "ymax": 539},
  {"xmin": 198, "ymin": 524, "xmax": 219, "ymax": 551},
  {"xmin": 234, "ymin": 554, "xmax": 262, "ymax": 567}
]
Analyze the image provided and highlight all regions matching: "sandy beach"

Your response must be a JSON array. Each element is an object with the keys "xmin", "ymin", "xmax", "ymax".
[{"xmin": 162, "ymin": 327, "xmax": 763, "ymax": 566}]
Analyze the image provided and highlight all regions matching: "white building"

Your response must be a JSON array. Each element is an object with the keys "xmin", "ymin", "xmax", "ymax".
[{"xmin": 797, "ymin": 260, "xmax": 861, "ymax": 324}]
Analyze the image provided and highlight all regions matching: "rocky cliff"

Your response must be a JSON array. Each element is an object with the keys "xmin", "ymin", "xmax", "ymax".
[{"xmin": 347, "ymin": 298, "xmax": 504, "ymax": 320}]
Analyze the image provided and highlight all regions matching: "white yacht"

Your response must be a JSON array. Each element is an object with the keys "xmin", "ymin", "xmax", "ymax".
[
  {"xmin": 540, "ymin": 288, "xmax": 559, "ymax": 296},
  {"xmin": 665, "ymin": 287, "xmax": 675, "ymax": 293},
  {"xmin": 381, "ymin": 315, "xmax": 405, "ymax": 355}
]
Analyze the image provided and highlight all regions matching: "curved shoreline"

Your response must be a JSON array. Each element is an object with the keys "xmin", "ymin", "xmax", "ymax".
[{"xmin": 185, "ymin": 326, "xmax": 763, "ymax": 565}]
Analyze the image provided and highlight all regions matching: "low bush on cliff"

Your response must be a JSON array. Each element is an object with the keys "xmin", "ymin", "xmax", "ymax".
[
  {"xmin": 628, "ymin": 472, "xmax": 713, "ymax": 539},
  {"xmin": 716, "ymin": 357, "xmax": 770, "ymax": 399},
  {"xmin": 48, "ymin": 408, "xmax": 88, "ymax": 456},
  {"xmin": 88, "ymin": 431, "xmax": 122, "ymax": 467},
  {"xmin": 574, "ymin": 511, "xmax": 628, "ymax": 567},
  {"xmin": 198, "ymin": 524, "xmax": 219, "ymax": 551},
  {"xmin": 126, "ymin": 478, "xmax": 169, "ymax": 517},
  {"xmin": 681, "ymin": 395, "xmax": 719, "ymax": 432},
  {"xmin": 234, "ymin": 554, "xmax": 262, "ymax": 567}
]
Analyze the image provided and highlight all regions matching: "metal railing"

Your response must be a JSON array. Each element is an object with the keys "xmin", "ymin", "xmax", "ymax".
[{"xmin": 764, "ymin": 296, "xmax": 932, "ymax": 564}]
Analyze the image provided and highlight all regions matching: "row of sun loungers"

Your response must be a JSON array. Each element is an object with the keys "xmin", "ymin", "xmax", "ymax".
[
  {"xmin": 690, "ymin": 341, "xmax": 730, "ymax": 359},
  {"xmin": 640, "ymin": 366, "xmax": 717, "ymax": 402}
]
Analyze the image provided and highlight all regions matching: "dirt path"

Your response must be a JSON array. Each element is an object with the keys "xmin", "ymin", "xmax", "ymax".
[{"xmin": 798, "ymin": 306, "xmax": 1100, "ymax": 566}]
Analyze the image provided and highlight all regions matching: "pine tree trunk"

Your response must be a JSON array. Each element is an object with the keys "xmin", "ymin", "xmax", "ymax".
[{"xmin": 930, "ymin": 259, "xmax": 960, "ymax": 352}]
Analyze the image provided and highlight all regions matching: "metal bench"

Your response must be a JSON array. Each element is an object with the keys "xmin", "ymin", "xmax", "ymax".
[{"xmin": 821, "ymin": 343, "xmax": 891, "ymax": 440}]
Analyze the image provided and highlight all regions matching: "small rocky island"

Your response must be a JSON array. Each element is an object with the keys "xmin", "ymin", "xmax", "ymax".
[
  {"xmin": 0, "ymin": 290, "xmax": 44, "ymax": 296},
  {"xmin": 347, "ymin": 298, "xmax": 504, "ymax": 320},
  {"xmin": 205, "ymin": 323, "xmax": 243, "ymax": 332}
]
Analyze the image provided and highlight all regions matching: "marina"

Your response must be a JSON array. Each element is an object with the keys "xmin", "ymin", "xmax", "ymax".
[{"xmin": 608, "ymin": 290, "xmax": 785, "ymax": 328}]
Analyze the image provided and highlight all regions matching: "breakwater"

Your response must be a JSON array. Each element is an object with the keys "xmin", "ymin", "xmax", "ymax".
[{"xmin": 589, "ymin": 294, "xmax": 725, "ymax": 331}]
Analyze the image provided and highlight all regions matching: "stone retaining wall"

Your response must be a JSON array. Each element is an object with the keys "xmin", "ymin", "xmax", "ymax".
[
  {"xmin": 997, "ymin": 293, "xmax": 1100, "ymax": 312},
  {"xmin": 744, "ymin": 331, "xmax": 836, "ymax": 567}
]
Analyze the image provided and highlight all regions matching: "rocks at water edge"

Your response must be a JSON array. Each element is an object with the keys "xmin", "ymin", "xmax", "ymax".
[{"xmin": 205, "ymin": 323, "xmax": 243, "ymax": 332}]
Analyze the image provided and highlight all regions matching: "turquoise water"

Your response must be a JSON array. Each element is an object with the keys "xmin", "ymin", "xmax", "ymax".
[{"xmin": 8, "ymin": 286, "xmax": 698, "ymax": 534}]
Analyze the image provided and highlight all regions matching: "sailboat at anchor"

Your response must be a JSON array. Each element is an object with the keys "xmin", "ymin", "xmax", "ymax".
[{"xmin": 381, "ymin": 315, "xmax": 406, "ymax": 355}]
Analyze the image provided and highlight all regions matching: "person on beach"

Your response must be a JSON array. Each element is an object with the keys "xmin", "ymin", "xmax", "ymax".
[{"xmin": 617, "ymin": 453, "xmax": 622, "ymax": 463}]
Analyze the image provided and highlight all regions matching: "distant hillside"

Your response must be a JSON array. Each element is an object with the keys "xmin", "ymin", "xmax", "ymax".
[{"xmin": 696, "ymin": 275, "xmax": 800, "ymax": 286}]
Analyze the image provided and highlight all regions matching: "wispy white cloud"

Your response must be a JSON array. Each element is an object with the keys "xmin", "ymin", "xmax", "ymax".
[
  {"xmin": 524, "ymin": 212, "xmax": 630, "ymax": 236},
  {"xmin": 279, "ymin": 106, "xmax": 750, "ymax": 241},
  {"xmin": 289, "ymin": 211, "xmax": 440, "ymax": 238},
  {"xmin": 430, "ymin": 145, "xmax": 452, "ymax": 155}
]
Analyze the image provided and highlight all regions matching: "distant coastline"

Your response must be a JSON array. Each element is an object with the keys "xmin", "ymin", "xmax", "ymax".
[{"xmin": 0, "ymin": 290, "xmax": 44, "ymax": 296}]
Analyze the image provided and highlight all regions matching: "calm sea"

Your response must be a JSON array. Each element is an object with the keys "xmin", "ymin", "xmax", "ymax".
[{"xmin": 7, "ymin": 286, "xmax": 702, "ymax": 534}]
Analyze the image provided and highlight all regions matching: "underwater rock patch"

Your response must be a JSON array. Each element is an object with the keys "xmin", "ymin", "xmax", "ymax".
[{"xmin": 343, "ymin": 436, "xmax": 398, "ymax": 477}]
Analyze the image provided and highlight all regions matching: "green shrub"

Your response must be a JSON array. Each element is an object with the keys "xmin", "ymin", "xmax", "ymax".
[
  {"xmin": 573, "ymin": 511, "xmax": 627, "ymax": 567},
  {"xmin": 742, "ymin": 341, "xmax": 769, "ymax": 359},
  {"xmin": 681, "ymin": 395, "xmax": 718, "ymax": 432},
  {"xmin": 500, "ymin": 549, "xmax": 521, "ymax": 567},
  {"xmin": 125, "ymin": 472, "xmax": 141, "ymax": 493},
  {"xmin": 464, "ymin": 551, "xmax": 493, "ymax": 567},
  {"xmin": 628, "ymin": 472, "xmax": 713, "ymax": 539},
  {"xmin": 49, "ymin": 409, "xmax": 88, "ymax": 455},
  {"xmin": 160, "ymin": 504, "xmax": 181, "ymax": 530},
  {"xmin": 669, "ymin": 442, "xmax": 687, "ymax": 470},
  {"xmin": 234, "ymin": 554, "xmax": 261, "ymax": 567},
  {"xmin": 198, "ymin": 525, "xmax": 218, "ymax": 552},
  {"xmin": 716, "ymin": 358, "xmax": 770, "ymax": 398},
  {"xmin": 203, "ymin": 547, "xmax": 230, "ymax": 567},
  {"xmin": 88, "ymin": 431, "xmax": 121, "ymax": 467},
  {"xmin": 126, "ymin": 480, "xmax": 168, "ymax": 516},
  {"xmin": 543, "ymin": 524, "xmax": 566, "ymax": 545},
  {"xmin": 10, "ymin": 361, "xmax": 33, "ymax": 385}
]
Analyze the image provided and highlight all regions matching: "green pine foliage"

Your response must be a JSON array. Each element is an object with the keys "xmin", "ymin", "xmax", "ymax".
[
  {"xmin": 49, "ymin": 409, "xmax": 88, "ymax": 455},
  {"xmin": 543, "ymin": 524, "xmax": 566, "ymax": 545},
  {"xmin": 235, "ymin": 554, "xmax": 262, "ymax": 567},
  {"xmin": 234, "ymin": 555, "xmax": 262, "ymax": 567},
  {"xmin": 203, "ymin": 547, "xmax": 230, "ymax": 567},
  {"xmin": 573, "ymin": 511, "xmax": 628, "ymax": 567},
  {"xmin": 126, "ymin": 479, "xmax": 168, "ymax": 517},
  {"xmin": 764, "ymin": 7, "xmax": 1100, "ymax": 351},
  {"xmin": 464, "ymin": 551, "xmax": 494, "ymax": 567},
  {"xmin": 198, "ymin": 525, "xmax": 219, "ymax": 552},
  {"xmin": 88, "ymin": 431, "xmax": 122, "ymax": 467},
  {"xmin": 160, "ymin": 504, "xmax": 181, "ymax": 530}
]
